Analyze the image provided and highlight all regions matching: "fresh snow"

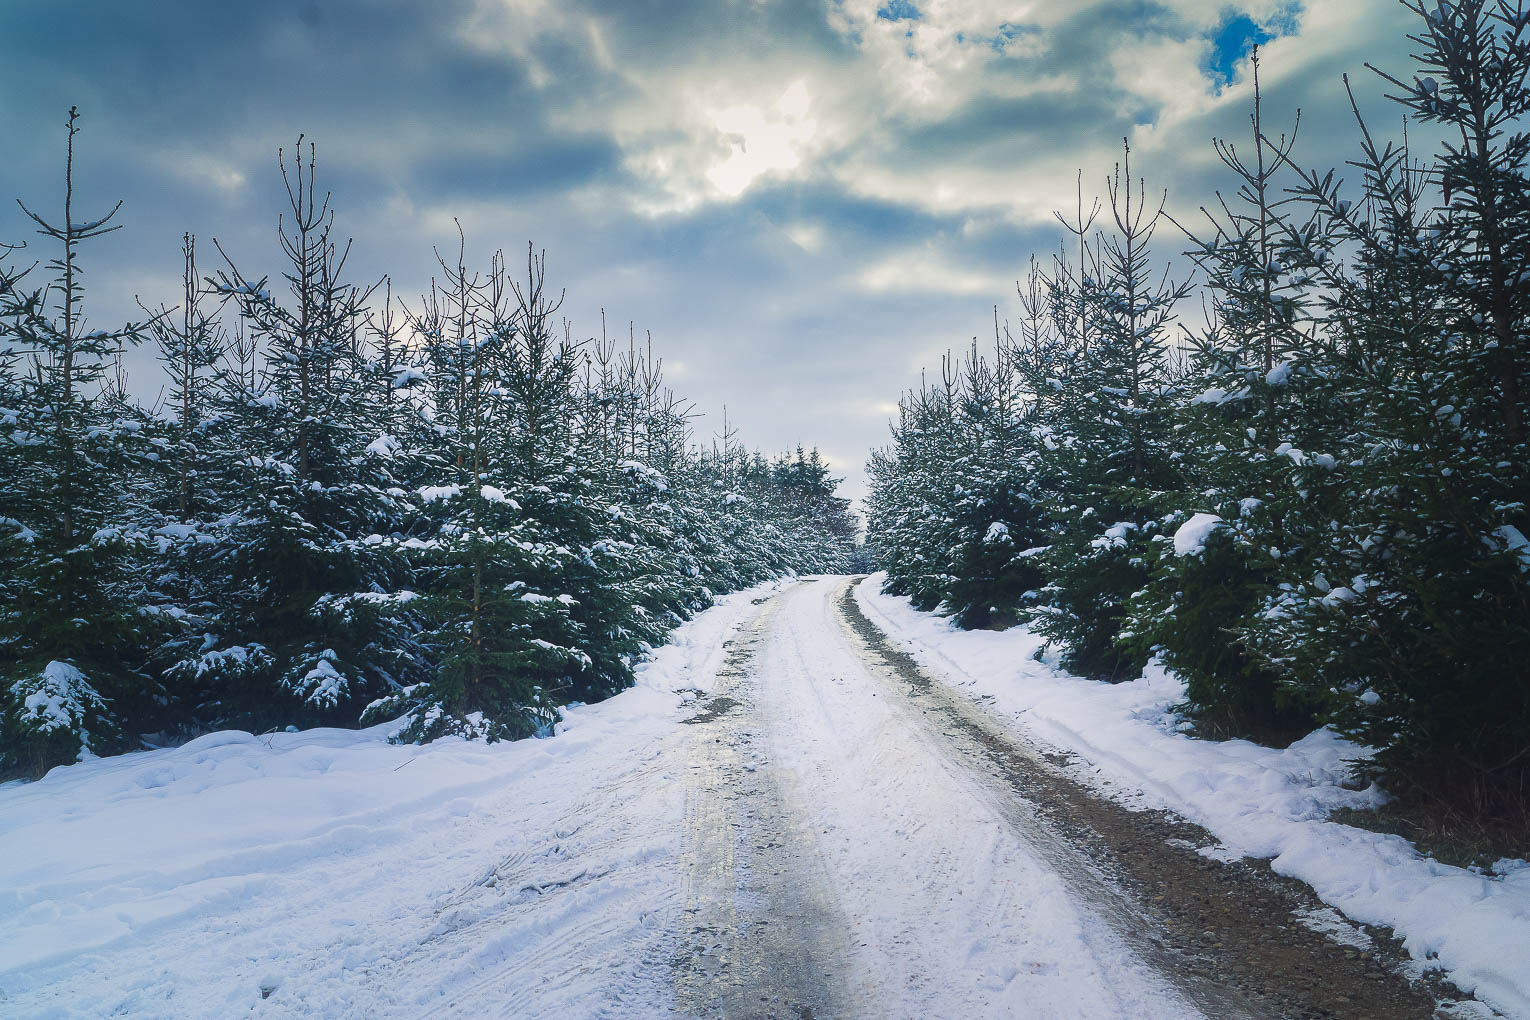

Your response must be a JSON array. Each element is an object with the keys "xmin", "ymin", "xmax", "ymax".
[
  {"xmin": 390, "ymin": 367, "xmax": 427, "ymax": 389},
  {"xmin": 3, "ymin": 578, "xmax": 1201, "ymax": 1020},
  {"xmin": 6, "ymin": 575, "xmax": 1526, "ymax": 1018},
  {"xmin": 477, "ymin": 484, "xmax": 518, "ymax": 507},
  {"xmin": 11, "ymin": 661, "xmax": 105, "ymax": 747},
  {"xmin": 855, "ymin": 573, "xmax": 1530, "ymax": 1019},
  {"xmin": 1091, "ymin": 520, "xmax": 1136, "ymax": 550},
  {"xmin": 1265, "ymin": 361, "xmax": 1294, "ymax": 386},
  {"xmin": 1497, "ymin": 524, "xmax": 1530, "ymax": 569},
  {"xmin": 0, "ymin": 582, "xmax": 783, "ymax": 1018},
  {"xmin": 1171, "ymin": 513, "xmax": 1223, "ymax": 557}
]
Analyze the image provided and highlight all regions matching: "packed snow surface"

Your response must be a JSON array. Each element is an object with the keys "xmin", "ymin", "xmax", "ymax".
[
  {"xmin": 724, "ymin": 578, "xmax": 1194, "ymax": 1018},
  {"xmin": 8, "ymin": 574, "xmax": 1524, "ymax": 1017},
  {"xmin": 855, "ymin": 573, "xmax": 1530, "ymax": 1019}
]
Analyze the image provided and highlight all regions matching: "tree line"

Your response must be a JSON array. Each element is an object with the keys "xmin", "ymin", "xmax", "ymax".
[
  {"xmin": 0, "ymin": 119, "xmax": 859, "ymax": 775},
  {"xmin": 865, "ymin": 0, "xmax": 1530, "ymax": 828}
]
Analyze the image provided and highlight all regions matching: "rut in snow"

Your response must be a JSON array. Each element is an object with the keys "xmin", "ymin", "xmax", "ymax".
[
  {"xmin": 674, "ymin": 586, "xmax": 856, "ymax": 1019},
  {"xmin": 671, "ymin": 578, "xmax": 1194, "ymax": 1019},
  {"xmin": 670, "ymin": 576, "xmax": 1455, "ymax": 1019}
]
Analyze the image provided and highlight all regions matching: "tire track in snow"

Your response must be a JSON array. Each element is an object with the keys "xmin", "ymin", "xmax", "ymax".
[
  {"xmin": 750, "ymin": 578, "xmax": 1196, "ymax": 1019},
  {"xmin": 674, "ymin": 584, "xmax": 857, "ymax": 1019},
  {"xmin": 409, "ymin": 743, "xmax": 684, "ymax": 1019},
  {"xmin": 837, "ymin": 576, "xmax": 1449, "ymax": 1020}
]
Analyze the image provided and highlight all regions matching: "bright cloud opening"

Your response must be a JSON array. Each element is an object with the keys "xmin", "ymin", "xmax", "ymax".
[{"xmin": 705, "ymin": 80, "xmax": 820, "ymax": 198}]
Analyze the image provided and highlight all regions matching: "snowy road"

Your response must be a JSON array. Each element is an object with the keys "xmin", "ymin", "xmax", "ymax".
[
  {"xmin": 1, "ymin": 576, "xmax": 1467, "ymax": 1018},
  {"xmin": 671, "ymin": 578, "xmax": 1197, "ymax": 1019}
]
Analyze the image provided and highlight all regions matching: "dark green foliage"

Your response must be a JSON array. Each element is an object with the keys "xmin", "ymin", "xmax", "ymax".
[
  {"xmin": 1240, "ymin": 0, "xmax": 1530, "ymax": 806},
  {"xmin": 0, "ymin": 109, "xmax": 164, "ymax": 770},
  {"xmin": 1122, "ymin": 51, "xmax": 1327, "ymax": 733},
  {"xmin": 1, "ymin": 128, "xmax": 859, "ymax": 776},
  {"xmin": 943, "ymin": 472, "xmax": 1047, "ymax": 630},
  {"xmin": 170, "ymin": 141, "xmax": 428, "ymax": 733},
  {"xmin": 1124, "ymin": 515, "xmax": 1309, "ymax": 739},
  {"xmin": 865, "ymin": 3, "xmax": 1530, "ymax": 821},
  {"xmin": 1026, "ymin": 142, "xmax": 1189, "ymax": 680}
]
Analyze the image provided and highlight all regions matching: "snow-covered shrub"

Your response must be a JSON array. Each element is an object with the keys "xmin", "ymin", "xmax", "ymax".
[
  {"xmin": 1, "ymin": 661, "xmax": 116, "ymax": 773},
  {"xmin": 1124, "ymin": 513, "xmax": 1313, "ymax": 738}
]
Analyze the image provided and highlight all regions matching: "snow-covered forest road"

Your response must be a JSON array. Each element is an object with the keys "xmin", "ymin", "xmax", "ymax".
[
  {"xmin": 673, "ymin": 578, "xmax": 1194, "ymax": 1019},
  {"xmin": 0, "ymin": 578, "xmax": 1499, "ymax": 1018},
  {"xmin": 668, "ymin": 578, "xmax": 1448, "ymax": 1020}
]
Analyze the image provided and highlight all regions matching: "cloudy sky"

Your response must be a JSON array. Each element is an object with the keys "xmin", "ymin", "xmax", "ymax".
[{"xmin": 1, "ymin": 0, "xmax": 1421, "ymax": 508}]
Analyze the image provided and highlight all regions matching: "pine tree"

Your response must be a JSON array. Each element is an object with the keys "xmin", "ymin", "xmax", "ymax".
[
  {"xmin": 0, "ymin": 109, "xmax": 160, "ymax": 773},
  {"xmin": 1122, "ymin": 52, "xmax": 1325, "ymax": 737},
  {"xmin": 1032, "ymin": 142, "xmax": 1190, "ymax": 680},
  {"xmin": 931, "ymin": 335, "xmax": 1046, "ymax": 628},
  {"xmin": 0, "ymin": 113, "xmax": 862, "ymax": 766},
  {"xmin": 192, "ymin": 140, "xmax": 425, "ymax": 729},
  {"xmin": 862, "ymin": 0, "xmax": 1530, "ymax": 830},
  {"xmin": 866, "ymin": 370, "xmax": 963, "ymax": 610},
  {"xmin": 370, "ymin": 245, "xmax": 565, "ymax": 741},
  {"xmin": 1246, "ymin": 0, "xmax": 1530, "ymax": 809}
]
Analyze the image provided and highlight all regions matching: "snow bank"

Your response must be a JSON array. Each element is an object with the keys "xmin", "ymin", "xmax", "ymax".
[
  {"xmin": 0, "ymin": 581, "xmax": 781, "ymax": 1017},
  {"xmin": 855, "ymin": 573, "xmax": 1530, "ymax": 1019}
]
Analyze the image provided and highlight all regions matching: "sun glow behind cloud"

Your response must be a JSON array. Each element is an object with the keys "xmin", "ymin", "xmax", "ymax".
[{"xmin": 706, "ymin": 81, "xmax": 820, "ymax": 197}]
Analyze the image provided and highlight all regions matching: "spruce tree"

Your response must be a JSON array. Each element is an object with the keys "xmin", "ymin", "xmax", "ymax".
[
  {"xmin": 1032, "ymin": 142, "xmax": 1190, "ymax": 679},
  {"xmin": 371, "ymin": 246, "xmax": 566, "ymax": 741},
  {"xmin": 1122, "ymin": 53, "xmax": 1325, "ymax": 736},
  {"xmin": 1246, "ymin": 0, "xmax": 1530, "ymax": 809},
  {"xmin": 0, "ymin": 109, "xmax": 160, "ymax": 773},
  {"xmin": 194, "ymin": 140, "xmax": 425, "ymax": 729}
]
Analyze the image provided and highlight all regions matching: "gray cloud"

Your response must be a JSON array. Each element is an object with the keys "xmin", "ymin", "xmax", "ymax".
[{"xmin": 0, "ymin": 0, "xmax": 1424, "ymax": 508}]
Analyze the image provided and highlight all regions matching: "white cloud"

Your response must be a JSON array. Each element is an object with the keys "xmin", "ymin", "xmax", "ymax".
[
  {"xmin": 706, "ymin": 80, "xmax": 821, "ymax": 197},
  {"xmin": 510, "ymin": 0, "xmax": 1333, "ymax": 228},
  {"xmin": 787, "ymin": 222, "xmax": 825, "ymax": 252},
  {"xmin": 857, "ymin": 244, "xmax": 1014, "ymax": 296},
  {"xmin": 159, "ymin": 150, "xmax": 248, "ymax": 196},
  {"xmin": 4, "ymin": 0, "xmax": 1420, "ymax": 512}
]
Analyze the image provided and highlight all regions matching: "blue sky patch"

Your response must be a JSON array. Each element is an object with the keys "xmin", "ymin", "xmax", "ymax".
[
  {"xmin": 1202, "ymin": 3, "xmax": 1302, "ymax": 90},
  {"xmin": 988, "ymin": 23, "xmax": 1038, "ymax": 53},
  {"xmin": 876, "ymin": 0, "xmax": 921, "ymax": 23}
]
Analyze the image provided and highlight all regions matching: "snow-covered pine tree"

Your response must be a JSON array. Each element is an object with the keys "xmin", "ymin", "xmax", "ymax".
[
  {"xmin": 1031, "ymin": 142, "xmax": 1190, "ymax": 680},
  {"xmin": 589, "ymin": 336, "xmax": 712, "ymax": 628},
  {"xmin": 1246, "ymin": 0, "xmax": 1530, "ymax": 810},
  {"xmin": 933, "ymin": 337, "xmax": 1047, "ymax": 628},
  {"xmin": 864, "ymin": 307, "xmax": 1060, "ymax": 628},
  {"xmin": 0, "ymin": 109, "xmax": 162, "ymax": 773},
  {"xmin": 133, "ymin": 233, "xmax": 233, "ymax": 735},
  {"xmin": 865, "ymin": 368, "xmax": 964, "ymax": 610},
  {"xmin": 698, "ymin": 415, "xmax": 770, "ymax": 591},
  {"xmin": 193, "ymin": 140, "xmax": 426, "ymax": 730},
  {"xmin": 141, "ymin": 234, "xmax": 227, "ymax": 523},
  {"xmin": 370, "ymin": 245, "xmax": 568, "ymax": 741},
  {"xmin": 497, "ymin": 249, "xmax": 659, "ymax": 706},
  {"xmin": 1121, "ymin": 52, "xmax": 1325, "ymax": 737},
  {"xmin": 768, "ymin": 446, "xmax": 856, "ymax": 574},
  {"xmin": 357, "ymin": 277, "xmax": 436, "ymax": 499}
]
